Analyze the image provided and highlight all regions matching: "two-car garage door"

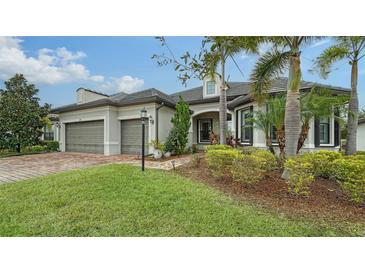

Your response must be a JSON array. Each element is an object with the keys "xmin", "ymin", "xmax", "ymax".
[{"xmin": 66, "ymin": 120, "xmax": 104, "ymax": 154}]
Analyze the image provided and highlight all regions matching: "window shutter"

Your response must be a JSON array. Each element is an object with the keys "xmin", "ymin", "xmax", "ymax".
[
  {"xmin": 249, "ymin": 105, "xmax": 254, "ymax": 145},
  {"xmin": 235, "ymin": 110, "xmax": 238, "ymax": 140},
  {"xmin": 314, "ymin": 117, "xmax": 320, "ymax": 147},
  {"xmin": 334, "ymin": 109, "xmax": 340, "ymax": 147}
]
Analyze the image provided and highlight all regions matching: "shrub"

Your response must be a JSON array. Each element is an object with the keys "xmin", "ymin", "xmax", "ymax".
[
  {"xmin": 332, "ymin": 158, "xmax": 365, "ymax": 204},
  {"xmin": 301, "ymin": 151, "xmax": 342, "ymax": 178},
  {"xmin": 285, "ymin": 157, "xmax": 315, "ymax": 196},
  {"xmin": 44, "ymin": 141, "xmax": 59, "ymax": 151},
  {"xmin": 239, "ymin": 147, "xmax": 259, "ymax": 155},
  {"xmin": 30, "ymin": 145, "xmax": 47, "ymax": 152},
  {"xmin": 205, "ymin": 144, "xmax": 233, "ymax": 151},
  {"xmin": 231, "ymin": 155, "xmax": 266, "ymax": 184},
  {"xmin": 251, "ymin": 149, "xmax": 278, "ymax": 171},
  {"xmin": 205, "ymin": 149, "xmax": 242, "ymax": 178}
]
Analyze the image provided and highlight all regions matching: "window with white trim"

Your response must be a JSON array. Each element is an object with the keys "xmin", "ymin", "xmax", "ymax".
[
  {"xmin": 240, "ymin": 109, "xmax": 252, "ymax": 143},
  {"xmin": 206, "ymin": 81, "xmax": 216, "ymax": 95},
  {"xmin": 320, "ymin": 117, "xmax": 330, "ymax": 144}
]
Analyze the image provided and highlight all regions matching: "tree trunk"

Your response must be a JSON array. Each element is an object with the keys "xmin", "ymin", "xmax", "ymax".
[
  {"xmin": 297, "ymin": 122, "xmax": 309, "ymax": 153},
  {"xmin": 219, "ymin": 57, "xmax": 227, "ymax": 145},
  {"xmin": 282, "ymin": 54, "xmax": 301, "ymax": 179},
  {"xmin": 277, "ymin": 126, "xmax": 285, "ymax": 157},
  {"xmin": 345, "ymin": 60, "xmax": 358, "ymax": 155},
  {"xmin": 265, "ymin": 136, "xmax": 275, "ymax": 155}
]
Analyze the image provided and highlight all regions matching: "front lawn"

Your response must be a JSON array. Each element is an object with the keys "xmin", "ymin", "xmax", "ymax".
[{"xmin": 0, "ymin": 164, "xmax": 363, "ymax": 236}]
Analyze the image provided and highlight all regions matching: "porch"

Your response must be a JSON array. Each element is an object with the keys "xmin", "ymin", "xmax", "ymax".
[{"xmin": 190, "ymin": 111, "xmax": 233, "ymax": 150}]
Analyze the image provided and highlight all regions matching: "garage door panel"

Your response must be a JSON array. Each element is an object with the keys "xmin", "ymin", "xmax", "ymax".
[
  {"xmin": 66, "ymin": 120, "xmax": 104, "ymax": 154},
  {"xmin": 121, "ymin": 119, "xmax": 149, "ymax": 155}
]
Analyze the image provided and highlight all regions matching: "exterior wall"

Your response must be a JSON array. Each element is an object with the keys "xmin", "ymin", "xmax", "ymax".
[
  {"xmin": 357, "ymin": 123, "xmax": 365, "ymax": 151},
  {"xmin": 157, "ymin": 106, "xmax": 175, "ymax": 143},
  {"xmin": 76, "ymin": 88, "xmax": 108, "ymax": 104}
]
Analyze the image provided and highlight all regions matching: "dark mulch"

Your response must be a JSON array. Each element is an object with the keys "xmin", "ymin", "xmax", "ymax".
[{"xmin": 176, "ymin": 160, "xmax": 365, "ymax": 224}]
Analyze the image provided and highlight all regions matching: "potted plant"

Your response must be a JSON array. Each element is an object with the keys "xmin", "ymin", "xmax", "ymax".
[
  {"xmin": 150, "ymin": 140, "xmax": 164, "ymax": 159},
  {"xmin": 163, "ymin": 139, "xmax": 173, "ymax": 157}
]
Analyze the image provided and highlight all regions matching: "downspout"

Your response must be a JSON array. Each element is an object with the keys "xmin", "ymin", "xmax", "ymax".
[{"xmin": 155, "ymin": 102, "xmax": 165, "ymax": 142}]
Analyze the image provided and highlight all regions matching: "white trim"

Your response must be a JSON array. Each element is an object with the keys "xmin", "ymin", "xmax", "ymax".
[{"xmin": 118, "ymin": 115, "xmax": 141, "ymax": 120}]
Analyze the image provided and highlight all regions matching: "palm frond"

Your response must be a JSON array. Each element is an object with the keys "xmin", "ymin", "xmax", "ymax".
[
  {"xmin": 314, "ymin": 45, "xmax": 350, "ymax": 79},
  {"xmin": 249, "ymin": 49, "xmax": 290, "ymax": 101}
]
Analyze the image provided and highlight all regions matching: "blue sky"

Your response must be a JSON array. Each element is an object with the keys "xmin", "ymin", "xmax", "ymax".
[{"xmin": 0, "ymin": 36, "xmax": 364, "ymax": 109}]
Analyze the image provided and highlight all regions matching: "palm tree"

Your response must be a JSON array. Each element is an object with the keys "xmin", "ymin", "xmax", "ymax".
[
  {"xmin": 315, "ymin": 36, "xmax": 365, "ymax": 155},
  {"xmin": 249, "ymin": 94, "xmax": 285, "ymax": 156},
  {"xmin": 250, "ymin": 37, "xmax": 321, "ymax": 178},
  {"xmin": 203, "ymin": 37, "xmax": 260, "ymax": 144},
  {"xmin": 297, "ymin": 87, "xmax": 348, "ymax": 153}
]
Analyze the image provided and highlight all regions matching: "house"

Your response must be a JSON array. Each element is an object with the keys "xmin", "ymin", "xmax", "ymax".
[
  {"xmin": 357, "ymin": 118, "xmax": 365, "ymax": 151},
  {"xmin": 41, "ymin": 114, "xmax": 61, "ymax": 142},
  {"xmin": 51, "ymin": 77, "xmax": 350, "ymax": 155}
]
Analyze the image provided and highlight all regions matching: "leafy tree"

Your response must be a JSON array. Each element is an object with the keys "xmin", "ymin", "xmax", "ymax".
[
  {"xmin": 315, "ymin": 36, "xmax": 365, "ymax": 155},
  {"xmin": 165, "ymin": 96, "xmax": 191, "ymax": 154},
  {"xmin": 0, "ymin": 74, "xmax": 49, "ymax": 152},
  {"xmin": 153, "ymin": 36, "xmax": 260, "ymax": 144}
]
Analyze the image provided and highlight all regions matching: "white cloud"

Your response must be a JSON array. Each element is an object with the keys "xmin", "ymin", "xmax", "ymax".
[
  {"xmin": 0, "ymin": 36, "xmax": 103, "ymax": 85},
  {"xmin": 100, "ymin": 75, "xmax": 144, "ymax": 93},
  {"xmin": 240, "ymin": 53, "xmax": 250, "ymax": 60},
  {"xmin": 310, "ymin": 39, "xmax": 330, "ymax": 48}
]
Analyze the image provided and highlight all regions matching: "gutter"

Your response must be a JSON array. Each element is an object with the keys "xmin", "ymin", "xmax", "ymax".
[{"xmin": 155, "ymin": 102, "xmax": 165, "ymax": 142}]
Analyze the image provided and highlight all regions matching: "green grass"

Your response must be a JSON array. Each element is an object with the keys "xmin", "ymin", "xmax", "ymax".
[{"xmin": 0, "ymin": 164, "xmax": 363, "ymax": 236}]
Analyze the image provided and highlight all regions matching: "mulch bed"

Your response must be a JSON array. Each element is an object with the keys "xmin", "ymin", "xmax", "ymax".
[
  {"xmin": 176, "ymin": 159, "xmax": 365, "ymax": 224},
  {"xmin": 145, "ymin": 154, "xmax": 190, "ymax": 162}
]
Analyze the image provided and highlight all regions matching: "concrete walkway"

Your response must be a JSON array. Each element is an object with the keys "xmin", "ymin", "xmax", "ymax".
[{"xmin": 0, "ymin": 152, "xmax": 192, "ymax": 184}]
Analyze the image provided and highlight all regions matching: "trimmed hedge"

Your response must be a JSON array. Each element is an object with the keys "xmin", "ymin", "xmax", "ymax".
[
  {"xmin": 285, "ymin": 150, "xmax": 365, "ymax": 204},
  {"xmin": 332, "ymin": 158, "xmax": 365, "ymax": 204}
]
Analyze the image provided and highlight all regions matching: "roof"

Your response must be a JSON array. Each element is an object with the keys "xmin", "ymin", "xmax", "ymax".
[
  {"xmin": 77, "ymin": 87, "xmax": 109, "ymax": 97},
  {"xmin": 51, "ymin": 77, "xmax": 351, "ymax": 114},
  {"xmin": 170, "ymin": 77, "xmax": 350, "ymax": 106},
  {"xmin": 51, "ymin": 88, "xmax": 176, "ymax": 114}
]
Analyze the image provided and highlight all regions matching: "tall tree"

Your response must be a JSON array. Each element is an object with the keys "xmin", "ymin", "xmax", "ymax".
[
  {"xmin": 153, "ymin": 36, "xmax": 260, "ymax": 144},
  {"xmin": 250, "ymin": 37, "xmax": 321, "ymax": 178},
  {"xmin": 315, "ymin": 36, "xmax": 365, "ymax": 155},
  {"xmin": 0, "ymin": 74, "xmax": 49, "ymax": 152}
]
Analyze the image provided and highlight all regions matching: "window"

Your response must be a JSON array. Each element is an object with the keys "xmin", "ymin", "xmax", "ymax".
[
  {"xmin": 270, "ymin": 126, "xmax": 277, "ymax": 143},
  {"xmin": 320, "ymin": 117, "xmax": 330, "ymax": 144},
  {"xmin": 206, "ymin": 81, "xmax": 216, "ymax": 95},
  {"xmin": 43, "ymin": 126, "xmax": 54, "ymax": 141},
  {"xmin": 240, "ymin": 109, "xmax": 252, "ymax": 143}
]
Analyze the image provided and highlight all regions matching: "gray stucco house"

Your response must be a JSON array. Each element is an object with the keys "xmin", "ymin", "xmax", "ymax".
[{"xmin": 50, "ymin": 77, "xmax": 350, "ymax": 155}]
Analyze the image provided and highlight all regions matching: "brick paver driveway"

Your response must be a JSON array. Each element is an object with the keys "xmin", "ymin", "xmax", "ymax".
[{"xmin": 0, "ymin": 152, "xmax": 191, "ymax": 184}]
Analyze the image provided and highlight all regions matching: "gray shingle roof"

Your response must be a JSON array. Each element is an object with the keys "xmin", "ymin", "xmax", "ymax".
[
  {"xmin": 51, "ymin": 88, "xmax": 176, "ymax": 114},
  {"xmin": 51, "ymin": 77, "xmax": 350, "ymax": 114}
]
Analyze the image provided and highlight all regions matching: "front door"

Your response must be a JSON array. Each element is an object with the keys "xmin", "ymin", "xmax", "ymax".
[{"xmin": 199, "ymin": 119, "xmax": 212, "ymax": 143}]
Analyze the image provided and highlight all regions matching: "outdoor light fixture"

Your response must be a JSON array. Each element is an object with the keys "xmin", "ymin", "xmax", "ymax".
[{"xmin": 140, "ymin": 108, "xmax": 148, "ymax": 171}]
